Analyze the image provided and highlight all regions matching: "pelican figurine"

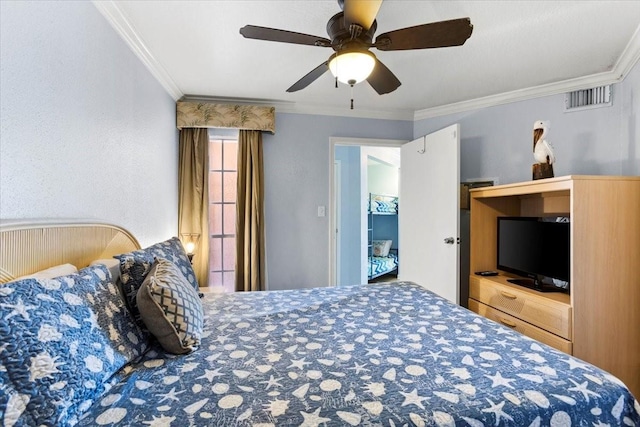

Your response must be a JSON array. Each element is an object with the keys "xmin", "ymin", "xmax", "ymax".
[{"xmin": 533, "ymin": 120, "xmax": 555, "ymax": 165}]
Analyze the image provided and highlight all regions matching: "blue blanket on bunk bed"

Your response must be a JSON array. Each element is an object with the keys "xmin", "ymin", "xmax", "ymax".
[
  {"xmin": 370, "ymin": 198, "xmax": 398, "ymax": 214},
  {"xmin": 369, "ymin": 253, "xmax": 398, "ymax": 278}
]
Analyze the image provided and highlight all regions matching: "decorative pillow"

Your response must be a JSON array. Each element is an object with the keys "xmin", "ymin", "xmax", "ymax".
[
  {"xmin": 90, "ymin": 258, "xmax": 121, "ymax": 283},
  {"xmin": 372, "ymin": 239, "xmax": 393, "ymax": 257},
  {"xmin": 114, "ymin": 237, "xmax": 198, "ymax": 328},
  {"xmin": 7, "ymin": 263, "xmax": 78, "ymax": 283},
  {"xmin": 137, "ymin": 258, "xmax": 204, "ymax": 354},
  {"xmin": 0, "ymin": 264, "xmax": 148, "ymax": 426}
]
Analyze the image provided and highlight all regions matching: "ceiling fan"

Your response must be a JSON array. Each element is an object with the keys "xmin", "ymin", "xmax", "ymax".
[{"xmin": 239, "ymin": 0, "xmax": 473, "ymax": 97}]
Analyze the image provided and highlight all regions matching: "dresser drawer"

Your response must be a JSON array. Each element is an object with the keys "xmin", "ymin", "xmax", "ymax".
[
  {"xmin": 469, "ymin": 276, "xmax": 572, "ymax": 340},
  {"xmin": 469, "ymin": 299, "xmax": 573, "ymax": 354}
]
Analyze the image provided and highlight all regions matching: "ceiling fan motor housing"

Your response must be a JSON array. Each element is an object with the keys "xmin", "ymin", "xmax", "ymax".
[{"xmin": 327, "ymin": 12, "xmax": 377, "ymax": 49}]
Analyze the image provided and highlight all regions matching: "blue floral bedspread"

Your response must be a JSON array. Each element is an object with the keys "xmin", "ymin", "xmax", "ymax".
[{"xmin": 79, "ymin": 282, "xmax": 640, "ymax": 426}]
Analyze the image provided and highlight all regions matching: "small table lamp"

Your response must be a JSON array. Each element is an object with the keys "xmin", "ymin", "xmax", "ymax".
[{"xmin": 180, "ymin": 233, "xmax": 200, "ymax": 263}]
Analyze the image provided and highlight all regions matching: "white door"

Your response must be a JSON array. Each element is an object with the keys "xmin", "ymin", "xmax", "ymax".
[{"xmin": 399, "ymin": 124, "xmax": 460, "ymax": 303}]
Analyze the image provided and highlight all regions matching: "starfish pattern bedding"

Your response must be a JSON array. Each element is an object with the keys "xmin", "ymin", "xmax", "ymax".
[{"xmin": 79, "ymin": 282, "xmax": 640, "ymax": 426}]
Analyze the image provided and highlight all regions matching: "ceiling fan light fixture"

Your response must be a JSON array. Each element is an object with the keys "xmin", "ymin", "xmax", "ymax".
[{"xmin": 328, "ymin": 50, "xmax": 375, "ymax": 85}]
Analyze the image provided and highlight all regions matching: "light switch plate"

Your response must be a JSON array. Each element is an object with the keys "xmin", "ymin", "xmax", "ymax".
[{"xmin": 317, "ymin": 206, "xmax": 326, "ymax": 217}]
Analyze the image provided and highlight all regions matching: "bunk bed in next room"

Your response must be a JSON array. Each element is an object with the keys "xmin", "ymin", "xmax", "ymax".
[{"xmin": 368, "ymin": 193, "xmax": 399, "ymax": 281}]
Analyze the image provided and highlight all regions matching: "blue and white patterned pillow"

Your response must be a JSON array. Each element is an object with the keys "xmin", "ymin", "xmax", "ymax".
[
  {"xmin": 114, "ymin": 237, "xmax": 198, "ymax": 328},
  {"xmin": 137, "ymin": 259, "xmax": 204, "ymax": 354},
  {"xmin": 0, "ymin": 264, "xmax": 147, "ymax": 426}
]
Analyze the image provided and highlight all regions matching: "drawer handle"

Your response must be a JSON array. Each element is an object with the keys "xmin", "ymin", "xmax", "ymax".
[
  {"xmin": 500, "ymin": 291, "xmax": 517, "ymax": 300},
  {"xmin": 499, "ymin": 318, "xmax": 517, "ymax": 328}
]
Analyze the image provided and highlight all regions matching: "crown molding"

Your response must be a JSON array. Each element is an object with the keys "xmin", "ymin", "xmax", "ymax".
[
  {"xmin": 414, "ymin": 25, "xmax": 640, "ymax": 121},
  {"xmin": 182, "ymin": 95, "xmax": 288, "ymax": 106},
  {"xmin": 616, "ymin": 23, "xmax": 640, "ymax": 79},
  {"xmin": 93, "ymin": 1, "xmax": 183, "ymax": 101},
  {"xmin": 413, "ymin": 71, "xmax": 622, "ymax": 121}
]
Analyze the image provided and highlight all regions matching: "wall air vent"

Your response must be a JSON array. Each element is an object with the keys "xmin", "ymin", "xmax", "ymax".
[{"xmin": 565, "ymin": 85, "xmax": 611, "ymax": 112}]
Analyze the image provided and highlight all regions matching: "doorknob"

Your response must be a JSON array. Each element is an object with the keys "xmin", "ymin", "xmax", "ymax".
[{"xmin": 444, "ymin": 237, "xmax": 455, "ymax": 244}]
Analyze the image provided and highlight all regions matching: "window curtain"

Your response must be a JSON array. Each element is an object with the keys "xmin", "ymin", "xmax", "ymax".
[
  {"xmin": 235, "ymin": 130, "xmax": 265, "ymax": 291},
  {"xmin": 178, "ymin": 128, "xmax": 209, "ymax": 288}
]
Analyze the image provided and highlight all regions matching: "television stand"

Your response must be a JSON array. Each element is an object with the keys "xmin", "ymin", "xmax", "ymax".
[
  {"xmin": 507, "ymin": 278, "xmax": 566, "ymax": 293},
  {"xmin": 468, "ymin": 175, "xmax": 640, "ymax": 397}
]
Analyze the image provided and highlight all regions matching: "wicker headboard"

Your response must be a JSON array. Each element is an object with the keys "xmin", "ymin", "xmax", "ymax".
[{"xmin": 0, "ymin": 220, "xmax": 141, "ymax": 284}]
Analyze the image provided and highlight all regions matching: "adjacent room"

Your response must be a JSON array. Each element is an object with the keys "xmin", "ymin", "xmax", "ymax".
[{"xmin": 1, "ymin": 1, "xmax": 639, "ymax": 425}]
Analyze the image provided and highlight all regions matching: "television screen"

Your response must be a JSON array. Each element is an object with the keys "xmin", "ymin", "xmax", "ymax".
[{"xmin": 497, "ymin": 217, "xmax": 570, "ymax": 287}]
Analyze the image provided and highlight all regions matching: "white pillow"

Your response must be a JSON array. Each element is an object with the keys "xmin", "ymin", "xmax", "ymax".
[
  {"xmin": 8, "ymin": 263, "xmax": 78, "ymax": 283},
  {"xmin": 372, "ymin": 240, "xmax": 392, "ymax": 257},
  {"xmin": 90, "ymin": 258, "xmax": 121, "ymax": 283}
]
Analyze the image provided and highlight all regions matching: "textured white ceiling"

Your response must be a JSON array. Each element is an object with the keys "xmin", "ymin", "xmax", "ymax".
[{"xmin": 107, "ymin": 1, "xmax": 640, "ymax": 118}]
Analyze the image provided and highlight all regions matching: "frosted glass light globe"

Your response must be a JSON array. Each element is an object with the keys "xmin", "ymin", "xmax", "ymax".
[{"xmin": 328, "ymin": 51, "xmax": 376, "ymax": 85}]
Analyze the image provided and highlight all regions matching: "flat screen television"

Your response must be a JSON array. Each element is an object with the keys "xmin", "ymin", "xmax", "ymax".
[{"xmin": 497, "ymin": 216, "xmax": 570, "ymax": 292}]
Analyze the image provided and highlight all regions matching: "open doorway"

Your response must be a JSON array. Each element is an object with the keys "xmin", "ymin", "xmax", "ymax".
[
  {"xmin": 329, "ymin": 137, "xmax": 404, "ymax": 287},
  {"xmin": 365, "ymin": 150, "xmax": 400, "ymax": 284}
]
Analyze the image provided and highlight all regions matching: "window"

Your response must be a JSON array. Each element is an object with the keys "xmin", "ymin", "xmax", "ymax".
[{"xmin": 208, "ymin": 138, "xmax": 237, "ymax": 292}]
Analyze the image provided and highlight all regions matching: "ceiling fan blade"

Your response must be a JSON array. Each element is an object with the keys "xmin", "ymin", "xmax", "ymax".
[
  {"xmin": 286, "ymin": 62, "xmax": 330, "ymax": 92},
  {"xmin": 375, "ymin": 18, "xmax": 473, "ymax": 51},
  {"xmin": 366, "ymin": 58, "xmax": 401, "ymax": 95},
  {"xmin": 240, "ymin": 25, "xmax": 331, "ymax": 47},
  {"xmin": 344, "ymin": 0, "xmax": 383, "ymax": 31}
]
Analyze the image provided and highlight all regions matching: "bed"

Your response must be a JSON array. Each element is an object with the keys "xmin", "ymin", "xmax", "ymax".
[
  {"xmin": 368, "ymin": 194, "xmax": 399, "ymax": 281},
  {"xmin": 1, "ymin": 221, "xmax": 639, "ymax": 426}
]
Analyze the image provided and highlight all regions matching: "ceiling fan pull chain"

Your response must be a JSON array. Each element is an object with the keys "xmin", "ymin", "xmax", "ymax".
[
  {"xmin": 350, "ymin": 84, "xmax": 354, "ymax": 110},
  {"xmin": 335, "ymin": 51, "xmax": 340, "ymax": 88}
]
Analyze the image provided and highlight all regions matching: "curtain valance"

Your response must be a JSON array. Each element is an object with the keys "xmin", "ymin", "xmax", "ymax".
[{"xmin": 177, "ymin": 101, "xmax": 275, "ymax": 133}]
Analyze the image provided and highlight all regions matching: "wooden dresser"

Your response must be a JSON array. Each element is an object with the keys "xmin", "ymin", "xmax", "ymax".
[
  {"xmin": 468, "ymin": 175, "xmax": 640, "ymax": 398},
  {"xmin": 468, "ymin": 275, "xmax": 572, "ymax": 353}
]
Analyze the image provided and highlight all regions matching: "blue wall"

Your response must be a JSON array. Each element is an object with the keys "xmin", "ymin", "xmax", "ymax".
[
  {"xmin": 0, "ymin": 1, "xmax": 178, "ymax": 246},
  {"xmin": 371, "ymin": 214, "xmax": 398, "ymax": 249},
  {"xmin": 414, "ymin": 60, "xmax": 640, "ymax": 184},
  {"xmin": 263, "ymin": 113, "xmax": 412, "ymax": 290}
]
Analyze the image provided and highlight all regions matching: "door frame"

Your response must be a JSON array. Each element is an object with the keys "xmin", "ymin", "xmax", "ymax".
[
  {"xmin": 329, "ymin": 137, "xmax": 406, "ymax": 287},
  {"xmin": 334, "ymin": 159, "xmax": 342, "ymax": 284}
]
